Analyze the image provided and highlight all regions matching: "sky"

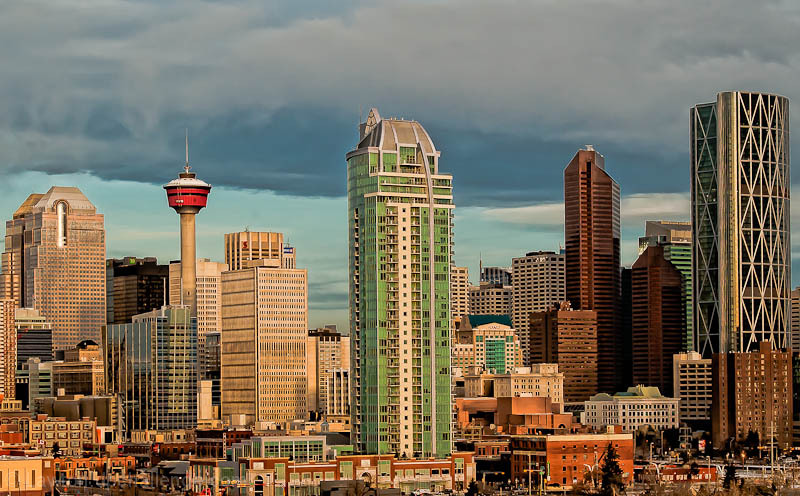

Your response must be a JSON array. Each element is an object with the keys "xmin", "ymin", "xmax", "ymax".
[{"xmin": 2, "ymin": 0, "xmax": 800, "ymax": 329}]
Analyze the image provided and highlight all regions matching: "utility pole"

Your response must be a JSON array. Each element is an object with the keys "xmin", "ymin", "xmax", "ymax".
[
  {"xmin": 527, "ymin": 453, "xmax": 532, "ymax": 496},
  {"xmin": 770, "ymin": 419, "xmax": 775, "ymax": 482}
]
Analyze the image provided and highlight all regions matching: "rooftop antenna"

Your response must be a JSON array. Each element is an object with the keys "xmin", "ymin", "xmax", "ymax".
[{"xmin": 184, "ymin": 129, "xmax": 191, "ymax": 174}]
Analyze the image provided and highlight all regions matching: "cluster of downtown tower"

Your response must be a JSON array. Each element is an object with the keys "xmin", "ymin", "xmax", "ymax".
[
  {"xmin": 347, "ymin": 91, "xmax": 792, "ymax": 456},
  {"xmin": 0, "ymin": 90, "xmax": 790, "ymax": 463}
]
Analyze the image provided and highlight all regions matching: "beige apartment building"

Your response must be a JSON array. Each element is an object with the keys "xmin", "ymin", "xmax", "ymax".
[
  {"xmin": 451, "ymin": 266, "xmax": 470, "ymax": 326},
  {"xmin": 306, "ymin": 327, "xmax": 350, "ymax": 417},
  {"xmin": 468, "ymin": 282, "xmax": 512, "ymax": 316},
  {"xmin": 221, "ymin": 263, "xmax": 308, "ymax": 424},
  {"xmin": 170, "ymin": 258, "xmax": 227, "ymax": 361},
  {"xmin": 0, "ymin": 299, "xmax": 15, "ymax": 399},
  {"xmin": 2, "ymin": 187, "xmax": 106, "ymax": 351},
  {"xmin": 225, "ymin": 231, "xmax": 296, "ymax": 270}
]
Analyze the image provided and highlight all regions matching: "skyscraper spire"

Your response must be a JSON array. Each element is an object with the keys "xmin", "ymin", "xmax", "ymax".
[{"xmin": 185, "ymin": 129, "xmax": 190, "ymax": 174}]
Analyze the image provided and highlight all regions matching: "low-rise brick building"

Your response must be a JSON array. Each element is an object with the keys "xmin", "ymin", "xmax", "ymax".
[{"xmin": 510, "ymin": 432, "xmax": 634, "ymax": 489}]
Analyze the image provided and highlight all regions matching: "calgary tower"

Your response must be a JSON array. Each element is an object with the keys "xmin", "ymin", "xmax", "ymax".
[{"xmin": 164, "ymin": 134, "xmax": 211, "ymax": 315}]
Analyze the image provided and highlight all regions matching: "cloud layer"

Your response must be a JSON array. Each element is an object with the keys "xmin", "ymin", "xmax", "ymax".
[{"xmin": 2, "ymin": 0, "xmax": 800, "ymax": 207}]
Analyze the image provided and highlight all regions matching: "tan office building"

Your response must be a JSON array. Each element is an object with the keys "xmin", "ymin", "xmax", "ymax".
[
  {"xmin": 511, "ymin": 251, "xmax": 565, "ymax": 365},
  {"xmin": 225, "ymin": 231, "xmax": 296, "ymax": 270},
  {"xmin": 0, "ymin": 299, "xmax": 15, "ymax": 399},
  {"xmin": 29, "ymin": 415, "xmax": 96, "ymax": 456},
  {"xmin": 451, "ymin": 266, "xmax": 470, "ymax": 325},
  {"xmin": 464, "ymin": 364, "xmax": 564, "ymax": 406},
  {"xmin": 221, "ymin": 264, "xmax": 308, "ymax": 424},
  {"xmin": 170, "ymin": 258, "xmax": 227, "ymax": 359},
  {"xmin": 1, "ymin": 187, "xmax": 106, "ymax": 351},
  {"xmin": 306, "ymin": 327, "xmax": 350, "ymax": 416},
  {"xmin": 468, "ymin": 282, "xmax": 512, "ymax": 316},
  {"xmin": 672, "ymin": 351, "xmax": 711, "ymax": 427}
]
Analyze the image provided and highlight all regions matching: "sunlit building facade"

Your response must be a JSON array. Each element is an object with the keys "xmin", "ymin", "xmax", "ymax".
[
  {"xmin": 2, "ymin": 187, "xmax": 106, "ymax": 351},
  {"xmin": 347, "ymin": 108, "xmax": 453, "ymax": 457}
]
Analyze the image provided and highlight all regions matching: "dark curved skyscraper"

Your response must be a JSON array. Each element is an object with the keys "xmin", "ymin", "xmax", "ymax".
[
  {"xmin": 564, "ymin": 146, "xmax": 622, "ymax": 394},
  {"xmin": 691, "ymin": 91, "xmax": 790, "ymax": 356}
]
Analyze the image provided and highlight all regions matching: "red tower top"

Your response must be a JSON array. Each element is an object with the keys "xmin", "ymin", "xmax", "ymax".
[{"xmin": 164, "ymin": 164, "xmax": 212, "ymax": 212}]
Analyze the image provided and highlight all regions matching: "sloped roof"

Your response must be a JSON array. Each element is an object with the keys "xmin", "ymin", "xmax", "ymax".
[
  {"xmin": 358, "ymin": 107, "xmax": 437, "ymax": 155},
  {"xmin": 33, "ymin": 187, "xmax": 96, "ymax": 214},
  {"xmin": 13, "ymin": 194, "xmax": 44, "ymax": 219}
]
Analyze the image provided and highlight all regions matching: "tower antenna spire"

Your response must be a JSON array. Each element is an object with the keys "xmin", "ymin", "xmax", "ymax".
[{"xmin": 184, "ymin": 129, "xmax": 190, "ymax": 173}]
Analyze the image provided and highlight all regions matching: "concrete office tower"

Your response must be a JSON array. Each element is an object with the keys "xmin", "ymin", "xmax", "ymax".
[
  {"xmin": 631, "ymin": 246, "xmax": 685, "ymax": 397},
  {"xmin": 691, "ymin": 92, "xmax": 790, "ymax": 356},
  {"xmin": 0, "ymin": 299, "xmax": 15, "ymax": 399},
  {"xmin": 638, "ymin": 221, "xmax": 692, "ymax": 351},
  {"xmin": 106, "ymin": 257, "xmax": 169, "ymax": 325},
  {"xmin": 529, "ymin": 302, "xmax": 598, "ymax": 403},
  {"xmin": 480, "ymin": 266, "xmax": 512, "ymax": 286},
  {"xmin": 564, "ymin": 146, "xmax": 621, "ymax": 393},
  {"xmin": 163, "ymin": 151, "xmax": 212, "ymax": 317},
  {"xmin": 104, "ymin": 307, "xmax": 197, "ymax": 434},
  {"xmin": 712, "ymin": 342, "xmax": 793, "ymax": 449},
  {"xmin": 307, "ymin": 327, "xmax": 350, "ymax": 417},
  {"xmin": 451, "ymin": 266, "xmax": 470, "ymax": 326},
  {"xmin": 1, "ymin": 187, "xmax": 106, "ymax": 351},
  {"xmin": 169, "ymin": 259, "xmax": 227, "ymax": 367},
  {"xmin": 672, "ymin": 351, "xmax": 712, "ymax": 429},
  {"xmin": 511, "ymin": 251, "xmax": 565, "ymax": 365},
  {"xmin": 468, "ymin": 283, "xmax": 512, "ymax": 316},
  {"xmin": 225, "ymin": 231, "xmax": 296, "ymax": 270},
  {"xmin": 792, "ymin": 288, "xmax": 800, "ymax": 351},
  {"xmin": 220, "ymin": 262, "xmax": 308, "ymax": 424},
  {"xmin": 347, "ymin": 108, "xmax": 453, "ymax": 457}
]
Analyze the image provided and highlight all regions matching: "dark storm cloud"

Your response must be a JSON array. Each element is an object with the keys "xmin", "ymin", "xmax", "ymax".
[{"xmin": 1, "ymin": 0, "xmax": 800, "ymax": 207}]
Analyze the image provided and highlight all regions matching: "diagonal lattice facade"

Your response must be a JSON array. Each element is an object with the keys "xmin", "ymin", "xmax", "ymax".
[{"xmin": 691, "ymin": 91, "xmax": 790, "ymax": 356}]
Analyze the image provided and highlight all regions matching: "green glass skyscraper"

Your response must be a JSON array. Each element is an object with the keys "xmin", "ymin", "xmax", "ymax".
[{"xmin": 347, "ymin": 108, "xmax": 453, "ymax": 458}]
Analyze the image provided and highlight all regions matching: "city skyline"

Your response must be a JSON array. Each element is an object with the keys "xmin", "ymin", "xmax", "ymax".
[{"xmin": 3, "ymin": 1, "xmax": 800, "ymax": 331}]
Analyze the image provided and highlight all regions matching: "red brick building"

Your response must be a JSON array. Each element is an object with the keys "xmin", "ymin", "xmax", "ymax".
[
  {"xmin": 529, "ymin": 303, "xmax": 598, "ymax": 402},
  {"xmin": 189, "ymin": 453, "xmax": 476, "ymax": 495},
  {"xmin": 510, "ymin": 433, "xmax": 633, "ymax": 489}
]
